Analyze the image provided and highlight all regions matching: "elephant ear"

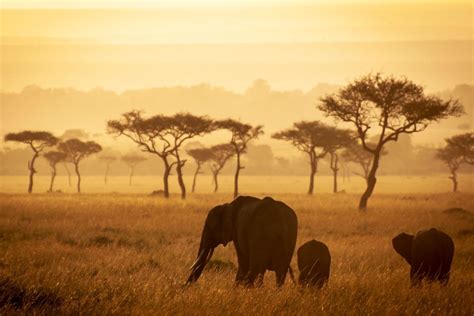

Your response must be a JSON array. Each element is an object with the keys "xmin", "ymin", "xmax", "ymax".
[
  {"xmin": 220, "ymin": 203, "xmax": 234, "ymax": 246},
  {"xmin": 392, "ymin": 233, "xmax": 414, "ymax": 265}
]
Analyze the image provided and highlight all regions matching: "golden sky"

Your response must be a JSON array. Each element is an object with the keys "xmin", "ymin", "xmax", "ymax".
[{"xmin": 0, "ymin": 0, "xmax": 472, "ymax": 148}]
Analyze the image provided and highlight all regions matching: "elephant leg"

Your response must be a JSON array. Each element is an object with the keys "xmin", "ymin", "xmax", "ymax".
[
  {"xmin": 235, "ymin": 265, "xmax": 249, "ymax": 286},
  {"xmin": 410, "ymin": 267, "xmax": 423, "ymax": 287},
  {"xmin": 439, "ymin": 271, "xmax": 450, "ymax": 285},
  {"xmin": 246, "ymin": 269, "xmax": 265, "ymax": 287},
  {"xmin": 275, "ymin": 269, "xmax": 287, "ymax": 287}
]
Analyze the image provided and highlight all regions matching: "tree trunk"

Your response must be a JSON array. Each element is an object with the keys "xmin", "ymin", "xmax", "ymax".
[
  {"xmin": 64, "ymin": 163, "xmax": 72, "ymax": 187},
  {"xmin": 27, "ymin": 153, "xmax": 39, "ymax": 194},
  {"xmin": 104, "ymin": 163, "xmax": 110, "ymax": 185},
  {"xmin": 213, "ymin": 171, "xmax": 219, "ymax": 193},
  {"xmin": 191, "ymin": 163, "xmax": 201, "ymax": 193},
  {"xmin": 358, "ymin": 151, "xmax": 381, "ymax": 211},
  {"xmin": 307, "ymin": 152, "xmax": 317, "ymax": 195},
  {"xmin": 74, "ymin": 162, "xmax": 81, "ymax": 193},
  {"xmin": 330, "ymin": 152, "xmax": 339, "ymax": 193},
  {"xmin": 162, "ymin": 157, "xmax": 171, "ymax": 198},
  {"xmin": 234, "ymin": 152, "xmax": 242, "ymax": 198},
  {"xmin": 129, "ymin": 166, "xmax": 134, "ymax": 186},
  {"xmin": 450, "ymin": 170, "xmax": 458, "ymax": 193},
  {"xmin": 175, "ymin": 152, "xmax": 186, "ymax": 199},
  {"xmin": 48, "ymin": 165, "xmax": 57, "ymax": 192}
]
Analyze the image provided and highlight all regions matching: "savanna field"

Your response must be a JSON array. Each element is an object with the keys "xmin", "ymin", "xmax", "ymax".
[{"xmin": 1, "ymin": 181, "xmax": 473, "ymax": 314}]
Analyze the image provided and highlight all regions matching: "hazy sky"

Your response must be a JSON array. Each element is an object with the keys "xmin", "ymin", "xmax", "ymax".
[{"xmin": 0, "ymin": 0, "xmax": 473, "ymax": 149}]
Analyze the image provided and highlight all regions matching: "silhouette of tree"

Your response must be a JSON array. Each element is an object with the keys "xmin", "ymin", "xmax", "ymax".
[
  {"xmin": 187, "ymin": 147, "xmax": 214, "ymax": 193},
  {"xmin": 167, "ymin": 113, "xmax": 216, "ymax": 199},
  {"xmin": 108, "ymin": 111, "xmax": 175, "ymax": 197},
  {"xmin": 217, "ymin": 119, "xmax": 263, "ymax": 198},
  {"xmin": 320, "ymin": 73, "xmax": 463, "ymax": 210},
  {"xmin": 437, "ymin": 133, "xmax": 474, "ymax": 192},
  {"xmin": 99, "ymin": 154, "xmax": 117, "ymax": 185},
  {"xmin": 58, "ymin": 138, "xmax": 102, "ymax": 193},
  {"xmin": 4, "ymin": 131, "xmax": 58, "ymax": 193},
  {"xmin": 121, "ymin": 153, "xmax": 147, "ymax": 186},
  {"xmin": 445, "ymin": 132, "xmax": 474, "ymax": 165},
  {"xmin": 325, "ymin": 129, "xmax": 354, "ymax": 193},
  {"xmin": 341, "ymin": 142, "xmax": 387, "ymax": 184},
  {"xmin": 208, "ymin": 143, "xmax": 235, "ymax": 193},
  {"xmin": 272, "ymin": 121, "xmax": 335, "ymax": 195},
  {"xmin": 108, "ymin": 111, "xmax": 215, "ymax": 198},
  {"xmin": 43, "ymin": 151, "xmax": 67, "ymax": 192}
]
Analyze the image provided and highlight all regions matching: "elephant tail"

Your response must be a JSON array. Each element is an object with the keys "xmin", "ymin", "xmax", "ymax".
[{"xmin": 288, "ymin": 265, "xmax": 297, "ymax": 286}]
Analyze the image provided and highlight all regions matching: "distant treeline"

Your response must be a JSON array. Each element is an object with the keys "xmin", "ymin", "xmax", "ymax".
[{"xmin": 2, "ymin": 133, "xmax": 471, "ymax": 177}]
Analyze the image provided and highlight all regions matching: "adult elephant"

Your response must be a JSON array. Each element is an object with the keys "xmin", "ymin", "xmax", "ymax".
[
  {"xmin": 392, "ymin": 228, "xmax": 454, "ymax": 285},
  {"xmin": 186, "ymin": 196, "xmax": 298, "ymax": 287}
]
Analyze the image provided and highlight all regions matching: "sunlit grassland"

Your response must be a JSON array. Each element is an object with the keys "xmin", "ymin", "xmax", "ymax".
[
  {"xmin": 1, "ymin": 174, "xmax": 473, "ymax": 194},
  {"xmin": 0, "ymin": 193, "xmax": 473, "ymax": 314}
]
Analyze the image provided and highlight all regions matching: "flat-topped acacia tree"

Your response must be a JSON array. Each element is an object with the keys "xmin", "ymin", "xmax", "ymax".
[
  {"xmin": 437, "ymin": 132, "xmax": 474, "ymax": 192},
  {"xmin": 273, "ymin": 121, "xmax": 336, "ymax": 195},
  {"xmin": 217, "ymin": 119, "xmax": 263, "ymax": 198},
  {"xmin": 4, "ymin": 131, "xmax": 58, "ymax": 193},
  {"xmin": 445, "ymin": 132, "xmax": 474, "ymax": 165},
  {"xmin": 43, "ymin": 151, "xmax": 67, "ymax": 192},
  {"xmin": 208, "ymin": 143, "xmax": 235, "ymax": 193},
  {"xmin": 121, "ymin": 153, "xmax": 147, "ymax": 186},
  {"xmin": 108, "ymin": 111, "xmax": 215, "ymax": 198},
  {"xmin": 58, "ymin": 138, "xmax": 102, "ymax": 193},
  {"xmin": 320, "ymin": 73, "xmax": 463, "ymax": 210},
  {"xmin": 108, "ymin": 111, "xmax": 175, "ymax": 197},
  {"xmin": 187, "ymin": 147, "xmax": 213, "ymax": 193},
  {"xmin": 167, "ymin": 113, "xmax": 216, "ymax": 199}
]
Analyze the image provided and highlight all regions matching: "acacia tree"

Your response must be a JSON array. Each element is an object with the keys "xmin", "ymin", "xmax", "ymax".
[
  {"xmin": 325, "ymin": 129, "xmax": 354, "ymax": 193},
  {"xmin": 43, "ymin": 151, "xmax": 67, "ymax": 192},
  {"xmin": 272, "ymin": 121, "xmax": 334, "ymax": 195},
  {"xmin": 319, "ymin": 73, "xmax": 463, "ymax": 210},
  {"xmin": 217, "ymin": 119, "xmax": 263, "ymax": 198},
  {"xmin": 208, "ymin": 143, "xmax": 235, "ymax": 193},
  {"xmin": 121, "ymin": 153, "xmax": 147, "ymax": 185},
  {"xmin": 436, "ymin": 133, "xmax": 474, "ymax": 192},
  {"xmin": 187, "ymin": 147, "xmax": 214, "ymax": 193},
  {"xmin": 167, "ymin": 113, "xmax": 216, "ymax": 199},
  {"xmin": 58, "ymin": 138, "xmax": 102, "ymax": 193},
  {"xmin": 99, "ymin": 154, "xmax": 117, "ymax": 185},
  {"xmin": 445, "ymin": 133, "xmax": 474, "ymax": 165},
  {"xmin": 108, "ymin": 111, "xmax": 175, "ymax": 197},
  {"xmin": 4, "ymin": 131, "xmax": 58, "ymax": 193}
]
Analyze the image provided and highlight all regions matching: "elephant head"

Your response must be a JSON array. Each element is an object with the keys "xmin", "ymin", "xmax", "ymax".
[
  {"xmin": 392, "ymin": 233, "xmax": 414, "ymax": 265},
  {"xmin": 186, "ymin": 203, "xmax": 234, "ymax": 284}
]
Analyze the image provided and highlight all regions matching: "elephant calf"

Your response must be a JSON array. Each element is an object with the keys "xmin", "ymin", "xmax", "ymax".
[
  {"xmin": 392, "ymin": 228, "xmax": 454, "ymax": 285},
  {"xmin": 297, "ymin": 240, "xmax": 330, "ymax": 288}
]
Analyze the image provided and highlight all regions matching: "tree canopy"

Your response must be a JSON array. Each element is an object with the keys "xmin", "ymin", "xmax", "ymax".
[
  {"xmin": 319, "ymin": 73, "xmax": 463, "ymax": 153},
  {"xmin": 58, "ymin": 139, "xmax": 102, "ymax": 164},
  {"xmin": 5, "ymin": 131, "xmax": 58, "ymax": 152},
  {"xmin": 43, "ymin": 151, "xmax": 68, "ymax": 167}
]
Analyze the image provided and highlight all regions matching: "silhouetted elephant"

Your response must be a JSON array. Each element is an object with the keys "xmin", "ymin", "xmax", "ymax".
[
  {"xmin": 392, "ymin": 228, "xmax": 454, "ymax": 285},
  {"xmin": 186, "ymin": 196, "xmax": 298, "ymax": 287},
  {"xmin": 297, "ymin": 240, "xmax": 330, "ymax": 287}
]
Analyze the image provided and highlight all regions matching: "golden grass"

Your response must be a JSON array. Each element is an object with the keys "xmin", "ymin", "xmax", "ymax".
[{"xmin": 0, "ymin": 193, "xmax": 473, "ymax": 314}]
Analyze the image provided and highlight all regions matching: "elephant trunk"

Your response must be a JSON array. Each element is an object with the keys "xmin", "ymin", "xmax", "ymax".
[{"xmin": 186, "ymin": 245, "xmax": 214, "ymax": 284}]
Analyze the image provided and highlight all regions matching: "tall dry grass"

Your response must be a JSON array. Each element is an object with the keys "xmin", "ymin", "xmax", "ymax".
[{"xmin": 0, "ymin": 193, "xmax": 473, "ymax": 314}]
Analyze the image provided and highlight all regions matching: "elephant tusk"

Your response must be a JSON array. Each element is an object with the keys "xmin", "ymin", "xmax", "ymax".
[
  {"xmin": 205, "ymin": 248, "xmax": 214, "ymax": 263},
  {"xmin": 189, "ymin": 249, "xmax": 206, "ymax": 271}
]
